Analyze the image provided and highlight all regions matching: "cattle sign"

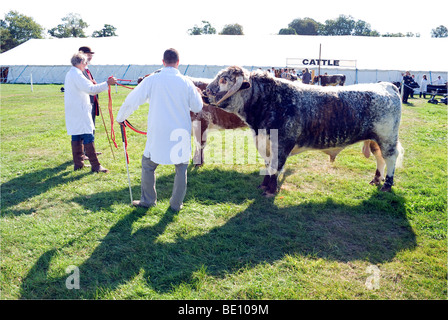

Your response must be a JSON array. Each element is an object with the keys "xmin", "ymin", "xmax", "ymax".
[{"xmin": 286, "ymin": 58, "xmax": 357, "ymax": 69}]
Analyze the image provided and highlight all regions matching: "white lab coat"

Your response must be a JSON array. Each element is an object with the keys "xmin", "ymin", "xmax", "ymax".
[
  {"xmin": 64, "ymin": 66, "xmax": 109, "ymax": 135},
  {"xmin": 420, "ymin": 78, "xmax": 428, "ymax": 92},
  {"xmin": 116, "ymin": 67, "xmax": 203, "ymax": 164}
]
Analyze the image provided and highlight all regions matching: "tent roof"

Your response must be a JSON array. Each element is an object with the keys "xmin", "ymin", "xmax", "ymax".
[{"xmin": 1, "ymin": 35, "xmax": 447, "ymax": 72}]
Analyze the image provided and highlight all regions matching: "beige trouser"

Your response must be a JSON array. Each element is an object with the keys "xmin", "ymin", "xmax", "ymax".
[{"xmin": 140, "ymin": 155, "xmax": 188, "ymax": 210}]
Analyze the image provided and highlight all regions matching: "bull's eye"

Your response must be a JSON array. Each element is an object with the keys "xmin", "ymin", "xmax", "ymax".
[{"xmin": 219, "ymin": 78, "xmax": 227, "ymax": 85}]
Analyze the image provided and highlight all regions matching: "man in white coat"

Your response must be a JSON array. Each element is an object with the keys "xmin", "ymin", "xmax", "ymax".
[
  {"xmin": 65, "ymin": 52, "xmax": 117, "ymax": 172},
  {"xmin": 116, "ymin": 48, "xmax": 203, "ymax": 211}
]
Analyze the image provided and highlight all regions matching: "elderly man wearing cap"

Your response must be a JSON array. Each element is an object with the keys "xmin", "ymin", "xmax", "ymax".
[{"xmin": 79, "ymin": 46, "xmax": 103, "ymax": 156}]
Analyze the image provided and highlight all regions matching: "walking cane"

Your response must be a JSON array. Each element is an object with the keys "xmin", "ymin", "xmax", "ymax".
[
  {"xmin": 98, "ymin": 104, "xmax": 115, "ymax": 160},
  {"xmin": 120, "ymin": 123, "xmax": 133, "ymax": 204}
]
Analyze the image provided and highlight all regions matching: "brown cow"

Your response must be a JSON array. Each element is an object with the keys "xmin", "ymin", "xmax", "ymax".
[{"xmin": 189, "ymin": 77, "xmax": 247, "ymax": 166}]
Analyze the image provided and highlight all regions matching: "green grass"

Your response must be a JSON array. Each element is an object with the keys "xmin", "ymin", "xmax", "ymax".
[{"xmin": 1, "ymin": 84, "xmax": 446, "ymax": 300}]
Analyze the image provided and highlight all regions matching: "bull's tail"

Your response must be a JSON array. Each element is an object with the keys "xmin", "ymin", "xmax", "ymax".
[{"xmin": 395, "ymin": 140, "xmax": 404, "ymax": 169}]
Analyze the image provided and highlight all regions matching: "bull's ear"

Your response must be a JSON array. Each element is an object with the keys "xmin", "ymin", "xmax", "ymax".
[{"xmin": 239, "ymin": 81, "xmax": 251, "ymax": 91}]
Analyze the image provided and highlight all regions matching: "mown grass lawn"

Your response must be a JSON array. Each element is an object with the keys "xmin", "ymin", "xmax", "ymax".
[{"xmin": 1, "ymin": 84, "xmax": 446, "ymax": 300}]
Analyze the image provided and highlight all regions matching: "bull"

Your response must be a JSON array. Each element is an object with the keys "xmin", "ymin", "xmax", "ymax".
[{"xmin": 205, "ymin": 66, "xmax": 403, "ymax": 197}]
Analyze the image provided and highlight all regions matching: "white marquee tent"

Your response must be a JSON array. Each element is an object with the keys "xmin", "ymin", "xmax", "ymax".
[{"xmin": 1, "ymin": 35, "xmax": 447, "ymax": 86}]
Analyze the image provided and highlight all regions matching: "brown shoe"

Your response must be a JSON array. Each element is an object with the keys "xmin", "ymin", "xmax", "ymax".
[{"xmin": 84, "ymin": 142, "xmax": 109, "ymax": 173}]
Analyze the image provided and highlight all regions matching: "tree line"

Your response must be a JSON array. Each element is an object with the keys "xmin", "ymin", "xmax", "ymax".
[
  {"xmin": 1, "ymin": 10, "xmax": 447, "ymax": 53},
  {"xmin": 278, "ymin": 15, "xmax": 448, "ymax": 38},
  {"xmin": 1, "ymin": 11, "xmax": 117, "ymax": 53}
]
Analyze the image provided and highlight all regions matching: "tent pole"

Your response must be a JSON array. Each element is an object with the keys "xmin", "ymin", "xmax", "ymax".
[
  {"xmin": 318, "ymin": 44, "xmax": 321, "ymax": 85},
  {"xmin": 14, "ymin": 65, "xmax": 28, "ymax": 84}
]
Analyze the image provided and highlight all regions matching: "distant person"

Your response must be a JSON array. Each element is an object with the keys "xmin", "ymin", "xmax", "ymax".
[
  {"xmin": 116, "ymin": 48, "xmax": 203, "ymax": 211},
  {"xmin": 290, "ymin": 69, "xmax": 298, "ymax": 81},
  {"xmin": 435, "ymin": 75, "xmax": 445, "ymax": 85},
  {"xmin": 410, "ymin": 74, "xmax": 416, "ymax": 98},
  {"xmin": 65, "ymin": 52, "xmax": 117, "ymax": 172},
  {"xmin": 420, "ymin": 74, "xmax": 428, "ymax": 98},
  {"xmin": 402, "ymin": 71, "xmax": 412, "ymax": 104},
  {"xmin": 302, "ymin": 68, "xmax": 311, "ymax": 84}
]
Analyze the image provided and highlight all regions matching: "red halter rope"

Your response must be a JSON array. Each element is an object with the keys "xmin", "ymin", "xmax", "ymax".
[{"xmin": 108, "ymin": 77, "xmax": 148, "ymax": 163}]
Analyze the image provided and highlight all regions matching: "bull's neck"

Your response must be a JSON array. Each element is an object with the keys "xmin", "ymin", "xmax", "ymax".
[{"xmin": 241, "ymin": 76, "xmax": 273, "ymax": 131}]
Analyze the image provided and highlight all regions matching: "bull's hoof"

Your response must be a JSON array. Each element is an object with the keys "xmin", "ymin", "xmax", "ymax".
[
  {"xmin": 258, "ymin": 184, "xmax": 267, "ymax": 191},
  {"xmin": 194, "ymin": 163, "xmax": 204, "ymax": 168},
  {"xmin": 262, "ymin": 191, "xmax": 276, "ymax": 198},
  {"xmin": 380, "ymin": 184, "xmax": 392, "ymax": 192},
  {"xmin": 369, "ymin": 179, "xmax": 380, "ymax": 186}
]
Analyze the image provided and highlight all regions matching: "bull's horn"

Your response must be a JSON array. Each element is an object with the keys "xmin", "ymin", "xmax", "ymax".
[{"xmin": 216, "ymin": 76, "xmax": 244, "ymax": 106}]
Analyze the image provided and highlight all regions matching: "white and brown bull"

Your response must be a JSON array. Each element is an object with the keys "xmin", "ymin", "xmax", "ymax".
[
  {"xmin": 137, "ymin": 73, "xmax": 247, "ymax": 166},
  {"xmin": 205, "ymin": 66, "xmax": 404, "ymax": 196},
  {"xmin": 188, "ymin": 78, "xmax": 246, "ymax": 166}
]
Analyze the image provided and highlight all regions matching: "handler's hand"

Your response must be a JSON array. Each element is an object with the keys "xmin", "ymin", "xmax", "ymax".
[{"xmin": 107, "ymin": 77, "xmax": 117, "ymax": 85}]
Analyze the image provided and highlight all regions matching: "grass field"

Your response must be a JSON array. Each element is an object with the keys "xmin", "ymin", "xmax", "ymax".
[{"xmin": 1, "ymin": 84, "xmax": 446, "ymax": 300}]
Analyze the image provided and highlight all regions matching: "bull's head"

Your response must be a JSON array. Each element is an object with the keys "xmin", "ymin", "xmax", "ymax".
[{"xmin": 205, "ymin": 66, "xmax": 251, "ymax": 109}]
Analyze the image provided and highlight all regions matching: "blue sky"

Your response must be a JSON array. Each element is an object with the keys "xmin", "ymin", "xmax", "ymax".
[{"xmin": 1, "ymin": 0, "xmax": 446, "ymax": 38}]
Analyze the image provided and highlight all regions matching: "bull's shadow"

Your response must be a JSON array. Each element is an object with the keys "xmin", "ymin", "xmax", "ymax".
[{"xmin": 20, "ymin": 167, "xmax": 416, "ymax": 299}]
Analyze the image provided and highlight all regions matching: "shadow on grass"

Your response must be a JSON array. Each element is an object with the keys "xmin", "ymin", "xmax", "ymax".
[
  {"xmin": 1, "ymin": 161, "xmax": 90, "ymax": 216},
  {"xmin": 20, "ymin": 167, "xmax": 416, "ymax": 299}
]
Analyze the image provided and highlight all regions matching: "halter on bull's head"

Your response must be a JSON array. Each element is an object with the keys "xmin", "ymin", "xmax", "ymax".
[{"xmin": 205, "ymin": 66, "xmax": 251, "ymax": 110}]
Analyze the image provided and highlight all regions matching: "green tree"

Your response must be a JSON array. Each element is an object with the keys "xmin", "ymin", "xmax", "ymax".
[
  {"xmin": 279, "ymin": 27, "xmax": 297, "ymax": 35},
  {"xmin": 288, "ymin": 18, "xmax": 319, "ymax": 35},
  {"xmin": 0, "ymin": 11, "xmax": 44, "ymax": 52},
  {"xmin": 382, "ymin": 32, "xmax": 405, "ymax": 37},
  {"xmin": 319, "ymin": 15, "xmax": 355, "ymax": 36},
  {"xmin": 219, "ymin": 23, "xmax": 244, "ymax": 35},
  {"xmin": 431, "ymin": 25, "xmax": 448, "ymax": 38},
  {"xmin": 92, "ymin": 24, "xmax": 117, "ymax": 37},
  {"xmin": 188, "ymin": 20, "xmax": 216, "ymax": 35},
  {"xmin": 352, "ymin": 20, "xmax": 380, "ymax": 36},
  {"xmin": 48, "ymin": 13, "xmax": 89, "ymax": 38}
]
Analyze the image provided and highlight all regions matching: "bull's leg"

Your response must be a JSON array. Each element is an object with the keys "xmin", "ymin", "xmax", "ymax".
[
  {"xmin": 258, "ymin": 173, "xmax": 270, "ymax": 191},
  {"xmin": 378, "ymin": 142, "xmax": 400, "ymax": 192},
  {"xmin": 262, "ymin": 150, "xmax": 290, "ymax": 197},
  {"xmin": 192, "ymin": 120, "xmax": 206, "ymax": 167},
  {"xmin": 255, "ymin": 130, "xmax": 292, "ymax": 197},
  {"xmin": 369, "ymin": 141, "xmax": 386, "ymax": 186}
]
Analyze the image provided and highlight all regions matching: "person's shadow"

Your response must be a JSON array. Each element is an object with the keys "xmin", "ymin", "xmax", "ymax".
[
  {"xmin": 1, "ymin": 161, "xmax": 88, "ymax": 216},
  {"xmin": 19, "ymin": 167, "xmax": 416, "ymax": 299}
]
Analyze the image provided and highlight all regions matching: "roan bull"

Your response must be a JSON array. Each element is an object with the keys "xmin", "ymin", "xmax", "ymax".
[{"xmin": 204, "ymin": 66, "xmax": 403, "ymax": 197}]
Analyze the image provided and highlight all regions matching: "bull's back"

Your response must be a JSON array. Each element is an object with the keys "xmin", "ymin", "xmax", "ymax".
[{"xmin": 293, "ymin": 83, "xmax": 400, "ymax": 149}]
